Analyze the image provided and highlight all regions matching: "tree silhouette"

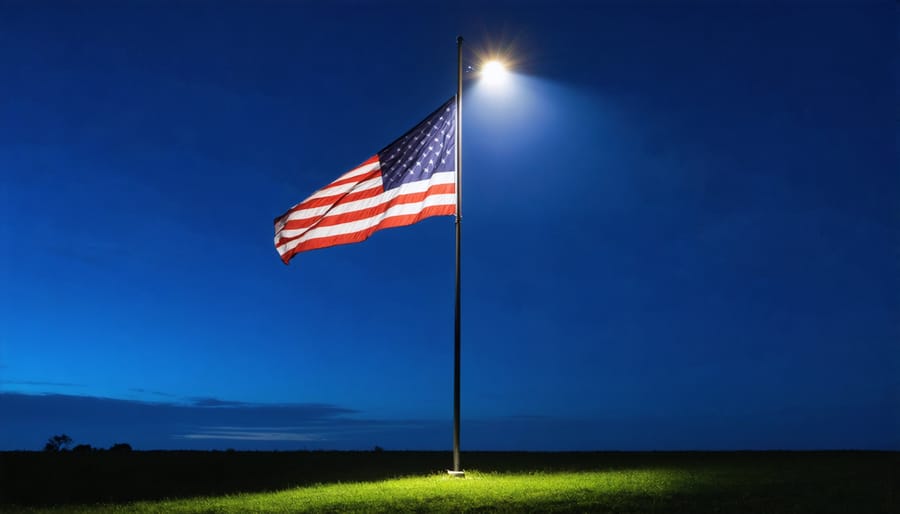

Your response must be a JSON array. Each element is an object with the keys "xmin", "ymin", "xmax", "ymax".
[
  {"xmin": 43, "ymin": 434, "xmax": 73, "ymax": 452},
  {"xmin": 109, "ymin": 442, "xmax": 132, "ymax": 453}
]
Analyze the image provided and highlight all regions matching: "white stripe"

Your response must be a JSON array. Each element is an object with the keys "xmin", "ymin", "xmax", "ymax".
[
  {"xmin": 278, "ymin": 190, "xmax": 402, "ymax": 238},
  {"xmin": 281, "ymin": 171, "xmax": 456, "ymax": 226},
  {"xmin": 276, "ymin": 171, "xmax": 456, "ymax": 245},
  {"xmin": 276, "ymin": 193, "xmax": 456, "ymax": 254},
  {"xmin": 335, "ymin": 160, "xmax": 380, "ymax": 182},
  {"xmin": 305, "ymin": 174, "xmax": 383, "ymax": 202},
  {"xmin": 287, "ymin": 161, "xmax": 379, "ymax": 215},
  {"xmin": 274, "ymin": 173, "xmax": 386, "ymax": 233}
]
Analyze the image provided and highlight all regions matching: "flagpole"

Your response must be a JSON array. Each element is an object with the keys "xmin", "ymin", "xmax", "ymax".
[{"xmin": 451, "ymin": 35, "xmax": 464, "ymax": 476}]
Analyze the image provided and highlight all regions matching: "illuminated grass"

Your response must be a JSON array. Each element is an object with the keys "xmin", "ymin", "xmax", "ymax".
[
  {"xmin": 26, "ymin": 464, "xmax": 898, "ymax": 513},
  {"xmin": 30, "ymin": 470, "xmax": 686, "ymax": 513},
  {"xmin": 7, "ymin": 452, "xmax": 896, "ymax": 513}
]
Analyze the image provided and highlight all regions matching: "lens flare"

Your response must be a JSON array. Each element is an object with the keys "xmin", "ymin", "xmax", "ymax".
[{"xmin": 481, "ymin": 60, "xmax": 508, "ymax": 84}]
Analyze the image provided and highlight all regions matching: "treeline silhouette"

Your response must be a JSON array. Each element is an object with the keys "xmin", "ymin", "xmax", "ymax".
[{"xmin": 42, "ymin": 434, "xmax": 132, "ymax": 454}]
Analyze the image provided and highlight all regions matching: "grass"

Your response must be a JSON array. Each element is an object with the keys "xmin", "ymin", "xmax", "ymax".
[
  {"xmin": 3, "ymin": 451, "xmax": 897, "ymax": 513},
  {"xmin": 106, "ymin": 470, "xmax": 687, "ymax": 513}
]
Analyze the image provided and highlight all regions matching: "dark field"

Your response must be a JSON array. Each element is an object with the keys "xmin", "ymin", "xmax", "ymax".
[{"xmin": 1, "ymin": 451, "xmax": 897, "ymax": 512}]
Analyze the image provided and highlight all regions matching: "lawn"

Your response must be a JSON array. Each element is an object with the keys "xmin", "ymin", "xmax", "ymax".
[{"xmin": 3, "ymin": 451, "xmax": 897, "ymax": 513}]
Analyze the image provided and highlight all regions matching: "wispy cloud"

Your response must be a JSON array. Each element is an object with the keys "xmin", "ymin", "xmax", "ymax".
[
  {"xmin": 0, "ymin": 391, "xmax": 410, "ymax": 450},
  {"xmin": 188, "ymin": 397, "xmax": 249, "ymax": 408},
  {"xmin": 179, "ymin": 429, "xmax": 322, "ymax": 442},
  {"xmin": 129, "ymin": 388, "xmax": 178, "ymax": 398}
]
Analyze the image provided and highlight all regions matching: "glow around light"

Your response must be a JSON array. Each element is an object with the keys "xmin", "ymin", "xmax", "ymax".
[{"xmin": 481, "ymin": 60, "xmax": 508, "ymax": 85}]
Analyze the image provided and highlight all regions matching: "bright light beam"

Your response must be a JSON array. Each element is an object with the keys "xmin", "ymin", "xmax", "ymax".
[{"xmin": 481, "ymin": 60, "xmax": 508, "ymax": 86}]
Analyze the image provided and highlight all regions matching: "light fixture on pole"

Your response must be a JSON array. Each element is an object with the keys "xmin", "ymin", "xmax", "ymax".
[{"xmin": 481, "ymin": 59, "xmax": 508, "ymax": 85}]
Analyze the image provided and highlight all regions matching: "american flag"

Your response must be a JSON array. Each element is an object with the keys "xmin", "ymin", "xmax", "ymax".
[{"xmin": 274, "ymin": 97, "xmax": 457, "ymax": 264}]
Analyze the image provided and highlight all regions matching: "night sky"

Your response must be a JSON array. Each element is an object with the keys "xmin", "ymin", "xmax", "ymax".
[{"xmin": 1, "ymin": 1, "xmax": 897, "ymax": 452}]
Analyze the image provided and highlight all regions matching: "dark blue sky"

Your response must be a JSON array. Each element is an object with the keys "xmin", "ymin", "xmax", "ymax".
[{"xmin": 1, "ymin": 1, "xmax": 897, "ymax": 452}]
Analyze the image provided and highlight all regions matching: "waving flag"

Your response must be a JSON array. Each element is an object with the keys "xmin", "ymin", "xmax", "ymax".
[{"xmin": 274, "ymin": 97, "xmax": 457, "ymax": 264}]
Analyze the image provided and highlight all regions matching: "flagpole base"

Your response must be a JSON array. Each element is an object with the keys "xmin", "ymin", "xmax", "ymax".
[{"xmin": 447, "ymin": 470, "xmax": 466, "ymax": 478}]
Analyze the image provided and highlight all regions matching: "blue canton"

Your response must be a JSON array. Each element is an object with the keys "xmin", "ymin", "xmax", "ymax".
[{"xmin": 379, "ymin": 97, "xmax": 456, "ymax": 191}]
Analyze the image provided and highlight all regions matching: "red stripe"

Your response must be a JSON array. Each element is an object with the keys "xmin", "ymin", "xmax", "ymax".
[
  {"xmin": 279, "ymin": 204, "xmax": 456, "ymax": 263},
  {"xmin": 278, "ymin": 168, "xmax": 381, "ymax": 218},
  {"xmin": 279, "ymin": 184, "xmax": 386, "ymax": 233},
  {"xmin": 275, "ymin": 184, "xmax": 455, "ymax": 247},
  {"xmin": 374, "ymin": 204, "xmax": 456, "ymax": 230},
  {"xmin": 325, "ymin": 155, "xmax": 380, "ymax": 186},
  {"xmin": 284, "ymin": 184, "xmax": 384, "ymax": 216},
  {"xmin": 315, "ymin": 167, "xmax": 381, "ymax": 191},
  {"xmin": 279, "ymin": 183, "xmax": 456, "ymax": 233},
  {"xmin": 274, "ymin": 155, "xmax": 381, "ymax": 224}
]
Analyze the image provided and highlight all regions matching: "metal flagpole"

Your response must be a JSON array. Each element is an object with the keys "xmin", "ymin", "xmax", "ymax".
[{"xmin": 450, "ymin": 35, "xmax": 464, "ymax": 477}]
